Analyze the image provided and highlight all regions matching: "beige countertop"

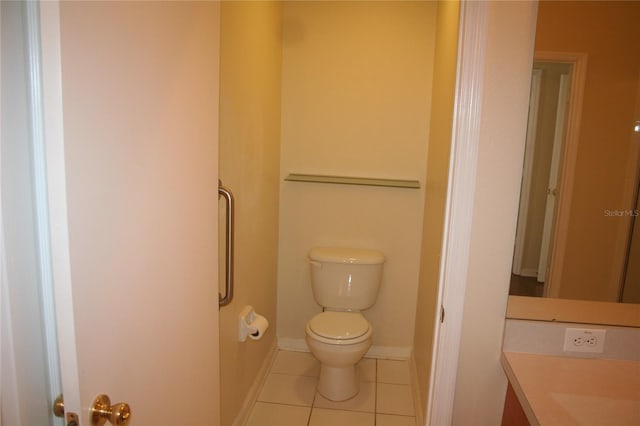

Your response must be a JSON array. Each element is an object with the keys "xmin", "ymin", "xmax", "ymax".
[{"xmin": 501, "ymin": 352, "xmax": 640, "ymax": 426}]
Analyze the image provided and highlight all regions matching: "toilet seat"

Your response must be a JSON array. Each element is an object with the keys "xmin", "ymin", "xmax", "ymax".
[{"xmin": 306, "ymin": 311, "xmax": 372, "ymax": 345}]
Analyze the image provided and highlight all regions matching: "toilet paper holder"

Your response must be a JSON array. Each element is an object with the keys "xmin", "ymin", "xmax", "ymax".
[{"xmin": 238, "ymin": 305, "xmax": 268, "ymax": 342}]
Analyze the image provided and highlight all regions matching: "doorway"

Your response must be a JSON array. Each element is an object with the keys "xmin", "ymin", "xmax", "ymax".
[{"xmin": 510, "ymin": 54, "xmax": 587, "ymax": 298}]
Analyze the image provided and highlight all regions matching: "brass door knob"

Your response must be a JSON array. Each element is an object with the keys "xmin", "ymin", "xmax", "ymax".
[{"xmin": 90, "ymin": 394, "xmax": 131, "ymax": 426}]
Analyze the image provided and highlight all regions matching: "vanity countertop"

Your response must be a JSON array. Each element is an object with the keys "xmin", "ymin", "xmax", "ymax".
[{"xmin": 501, "ymin": 351, "xmax": 640, "ymax": 426}]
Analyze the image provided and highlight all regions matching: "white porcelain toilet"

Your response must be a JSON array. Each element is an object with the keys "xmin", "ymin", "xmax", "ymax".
[{"xmin": 305, "ymin": 247, "xmax": 384, "ymax": 401}]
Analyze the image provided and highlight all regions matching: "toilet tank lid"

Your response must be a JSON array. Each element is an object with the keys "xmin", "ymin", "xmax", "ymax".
[{"xmin": 309, "ymin": 247, "xmax": 385, "ymax": 264}]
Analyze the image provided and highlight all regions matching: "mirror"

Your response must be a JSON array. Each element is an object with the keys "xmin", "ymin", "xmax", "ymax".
[{"xmin": 509, "ymin": 0, "xmax": 640, "ymax": 303}]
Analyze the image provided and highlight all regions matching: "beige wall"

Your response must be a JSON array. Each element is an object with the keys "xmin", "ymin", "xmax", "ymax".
[
  {"xmin": 218, "ymin": 2, "xmax": 282, "ymax": 425},
  {"xmin": 412, "ymin": 0, "xmax": 459, "ymax": 420},
  {"xmin": 276, "ymin": 1, "xmax": 436, "ymax": 352},
  {"xmin": 452, "ymin": 2, "xmax": 537, "ymax": 425},
  {"xmin": 535, "ymin": 1, "xmax": 640, "ymax": 301}
]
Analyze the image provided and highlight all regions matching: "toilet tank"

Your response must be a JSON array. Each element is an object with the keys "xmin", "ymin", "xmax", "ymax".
[{"xmin": 309, "ymin": 247, "xmax": 385, "ymax": 311}]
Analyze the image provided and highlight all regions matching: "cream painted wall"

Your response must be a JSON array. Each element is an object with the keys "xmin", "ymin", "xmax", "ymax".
[
  {"xmin": 412, "ymin": 0, "xmax": 459, "ymax": 420},
  {"xmin": 277, "ymin": 1, "xmax": 436, "ymax": 351},
  {"xmin": 218, "ymin": 2, "xmax": 282, "ymax": 425},
  {"xmin": 535, "ymin": 1, "xmax": 640, "ymax": 301},
  {"xmin": 452, "ymin": 2, "xmax": 537, "ymax": 425}
]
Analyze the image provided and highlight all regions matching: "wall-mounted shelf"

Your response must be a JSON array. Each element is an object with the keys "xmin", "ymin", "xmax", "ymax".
[{"xmin": 285, "ymin": 173, "xmax": 420, "ymax": 189}]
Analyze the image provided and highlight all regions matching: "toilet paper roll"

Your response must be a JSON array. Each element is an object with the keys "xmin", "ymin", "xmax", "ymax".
[{"xmin": 247, "ymin": 315, "xmax": 269, "ymax": 340}]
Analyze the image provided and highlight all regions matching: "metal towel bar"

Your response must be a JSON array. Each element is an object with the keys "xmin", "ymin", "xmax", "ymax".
[{"xmin": 218, "ymin": 180, "xmax": 234, "ymax": 307}]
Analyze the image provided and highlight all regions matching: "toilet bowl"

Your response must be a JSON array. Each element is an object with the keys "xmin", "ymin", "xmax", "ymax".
[{"xmin": 305, "ymin": 311, "xmax": 373, "ymax": 401}]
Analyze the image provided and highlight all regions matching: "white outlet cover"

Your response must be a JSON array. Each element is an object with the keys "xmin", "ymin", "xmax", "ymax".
[{"xmin": 563, "ymin": 328, "xmax": 606, "ymax": 353}]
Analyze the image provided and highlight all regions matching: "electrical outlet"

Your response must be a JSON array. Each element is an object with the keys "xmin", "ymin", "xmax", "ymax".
[{"xmin": 563, "ymin": 328, "xmax": 606, "ymax": 353}]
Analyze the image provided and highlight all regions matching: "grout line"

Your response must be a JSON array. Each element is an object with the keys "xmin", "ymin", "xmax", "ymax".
[
  {"xmin": 252, "ymin": 401, "xmax": 313, "ymax": 409},
  {"xmin": 374, "ymin": 358, "xmax": 378, "ymax": 420},
  {"xmin": 306, "ymin": 401, "xmax": 313, "ymax": 426},
  {"xmin": 307, "ymin": 371, "xmax": 319, "ymax": 426}
]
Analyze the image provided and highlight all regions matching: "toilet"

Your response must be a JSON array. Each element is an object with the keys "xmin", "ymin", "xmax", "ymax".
[{"xmin": 305, "ymin": 247, "xmax": 384, "ymax": 401}]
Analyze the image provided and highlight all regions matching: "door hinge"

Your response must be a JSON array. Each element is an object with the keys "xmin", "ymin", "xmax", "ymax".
[{"xmin": 440, "ymin": 305, "xmax": 445, "ymax": 323}]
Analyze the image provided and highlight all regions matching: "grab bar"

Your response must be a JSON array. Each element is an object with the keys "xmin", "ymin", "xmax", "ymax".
[{"xmin": 218, "ymin": 180, "xmax": 235, "ymax": 307}]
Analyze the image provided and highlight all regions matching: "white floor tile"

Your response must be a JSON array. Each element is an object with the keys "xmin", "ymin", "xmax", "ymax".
[
  {"xmin": 245, "ymin": 351, "xmax": 420, "ymax": 425},
  {"xmin": 377, "ymin": 359, "xmax": 411, "ymax": 385},
  {"xmin": 245, "ymin": 402, "xmax": 310, "ymax": 426},
  {"xmin": 358, "ymin": 358, "xmax": 376, "ymax": 382},
  {"xmin": 376, "ymin": 413, "xmax": 417, "ymax": 426},
  {"xmin": 377, "ymin": 383, "xmax": 415, "ymax": 416},
  {"xmin": 313, "ymin": 381, "xmax": 375, "ymax": 413},
  {"xmin": 309, "ymin": 408, "xmax": 375, "ymax": 426},
  {"xmin": 258, "ymin": 373, "xmax": 317, "ymax": 406},
  {"xmin": 271, "ymin": 350, "xmax": 320, "ymax": 377}
]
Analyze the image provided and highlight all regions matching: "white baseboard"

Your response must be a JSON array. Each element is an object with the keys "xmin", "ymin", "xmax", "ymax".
[
  {"xmin": 516, "ymin": 268, "xmax": 538, "ymax": 278},
  {"xmin": 409, "ymin": 350, "xmax": 425, "ymax": 426},
  {"xmin": 277, "ymin": 337, "xmax": 411, "ymax": 360},
  {"xmin": 366, "ymin": 345, "xmax": 412, "ymax": 360},
  {"xmin": 277, "ymin": 337, "xmax": 309, "ymax": 353},
  {"xmin": 232, "ymin": 340, "xmax": 279, "ymax": 426}
]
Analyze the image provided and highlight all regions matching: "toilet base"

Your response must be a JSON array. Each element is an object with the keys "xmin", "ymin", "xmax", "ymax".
[
  {"xmin": 305, "ymin": 323, "xmax": 372, "ymax": 402},
  {"xmin": 317, "ymin": 364, "xmax": 359, "ymax": 401}
]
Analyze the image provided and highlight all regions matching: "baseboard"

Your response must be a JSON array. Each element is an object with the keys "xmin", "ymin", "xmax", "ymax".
[
  {"xmin": 277, "ymin": 337, "xmax": 309, "ymax": 353},
  {"xmin": 409, "ymin": 350, "xmax": 425, "ymax": 426},
  {"xmin": 366, "ymin": 345, "xmax": 412, "ymax": 360},
  {"xmin": 517, "ymin": 269, "xmax": 538, "ymax": 278},
  {"xmin": 232, "ymin": 340, "xmax": 279, "ymax": 426},
  {"xmin": 277, "ymin": 337, "xmax": 412, "ymax": 360}
]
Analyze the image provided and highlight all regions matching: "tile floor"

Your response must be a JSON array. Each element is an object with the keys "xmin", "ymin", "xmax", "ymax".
[{"xmin": 244, "ymin": 350, "xmax": 417, "ymax": 426}]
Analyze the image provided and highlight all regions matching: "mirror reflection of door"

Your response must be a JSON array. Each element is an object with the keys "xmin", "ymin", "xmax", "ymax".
[{"xmin": 511, "ymin": 61, "xmax": 572, "ymax": 297}]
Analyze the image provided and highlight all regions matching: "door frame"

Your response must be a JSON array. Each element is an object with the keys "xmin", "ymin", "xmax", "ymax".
[
  {"xmin": 37, "ymin": 0, "xmax": 83, "ymax": 420},
  {"xmin": 0, "ymin": 2, "xmax": 81, "ymax": 424},
  {"xmin": 511, "ymin": 53, "xmax": 586, "ymax": 294},
  {"xmin": 535, "ymin": 52, "xmax": 587, "ymax": 298},
  {"xmin": 512, "ymin": 68, "xmax": 543, "ymax": 277},
  {"xmin": 426, "ymin": 2, "xmax": 488, "ymax": 424},
  {"xmin": 538, "ymin": 71, "xmax": 570, "ymax": 284}
]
